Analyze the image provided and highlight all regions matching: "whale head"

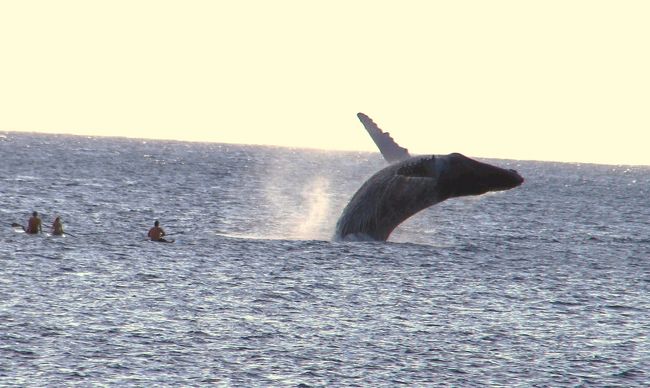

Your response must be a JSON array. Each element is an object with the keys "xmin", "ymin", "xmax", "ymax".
[{"xmin": 439, "ymin": 153, "xmax": 524, "ymax": 198}]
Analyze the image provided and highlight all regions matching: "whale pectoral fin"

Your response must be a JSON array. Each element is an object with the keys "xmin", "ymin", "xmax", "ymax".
[
  {"xmin": 357, "ymin": 112, "xmax": 410, "ymax": 163},
  {"xmin": 396, "ymin": 156, "xmax": 436, "ymax": 178}
]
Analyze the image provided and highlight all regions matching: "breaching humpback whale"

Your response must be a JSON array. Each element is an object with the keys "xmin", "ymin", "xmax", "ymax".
[{"xmin": 334, "ymin": 113, "xmax": 524, "ymax": 241}]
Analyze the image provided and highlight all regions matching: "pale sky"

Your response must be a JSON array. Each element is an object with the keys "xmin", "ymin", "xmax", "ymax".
[{"xmin": 1, "ymin": 1, "xmax": 649, "ymax": 165}]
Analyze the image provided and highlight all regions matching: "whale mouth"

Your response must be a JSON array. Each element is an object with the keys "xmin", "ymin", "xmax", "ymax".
[
  {"xmin": 448, "ymin": 160, "xmax": 524, "ymax": 196},
  {"xmin": 509, "ymin": 169, "xmax": 525, "ymax": 185},
  {"xmin": 492, "ymin": 168, "xmax": 524, "ymax": 191}
]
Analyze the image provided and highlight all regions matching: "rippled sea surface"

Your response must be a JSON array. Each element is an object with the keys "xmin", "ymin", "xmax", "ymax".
[{"xmin": 1, "ymin": 132, "xmax": 649, "ymax": 387}]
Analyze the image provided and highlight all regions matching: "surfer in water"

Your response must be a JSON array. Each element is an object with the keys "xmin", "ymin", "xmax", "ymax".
[
  {"xmin": 26, "ymin": 211, "xmax": 42, "ymax": 234},
  {"xmin": 52, "ymin": 216, "xmax": 64, "ymax": 236},
  {"xmin": 147, "ymin": 220, "xmax": 168, "ymax": 242}
]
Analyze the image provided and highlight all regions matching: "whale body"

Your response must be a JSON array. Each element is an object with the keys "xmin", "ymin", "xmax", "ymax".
[{"xmin": 334, "ymin": 114, "xmax": 524, "ymax": 241}]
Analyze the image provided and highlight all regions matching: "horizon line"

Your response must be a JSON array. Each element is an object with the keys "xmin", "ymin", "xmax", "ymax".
[{"xmin": 3, "ymin": 129, "xmax": 648, "ymax": 168}]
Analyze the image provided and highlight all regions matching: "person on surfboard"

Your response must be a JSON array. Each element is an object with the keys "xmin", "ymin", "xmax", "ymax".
[
  {"xmin": 147, "ymin": 220, "xmax": 168, "ymax": 242},
  {"xmin": 52, "ymin": 216, "xmax": 64, "ymax": 236},
  {"xmin": 26, "ymin": 211, "xmax": 42, "ymax": 234}
]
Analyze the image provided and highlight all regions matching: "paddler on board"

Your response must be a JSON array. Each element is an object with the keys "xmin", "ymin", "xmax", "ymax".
[
  {"xmin": 52, "ymin": 216, "xmax": 64, "ymax": 236},
  {"xmin": 25, "ymin": 211, "xmax": 42, "ymax": 234},
  {"xmin": 147, "ymin": 220, "xmax": 169, "ymax": 242}
]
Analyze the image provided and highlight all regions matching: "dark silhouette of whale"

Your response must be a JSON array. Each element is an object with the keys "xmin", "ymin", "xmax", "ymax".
[{"xmin": 334, "ymin": 113, "xmax": 524, "ymax": 241}]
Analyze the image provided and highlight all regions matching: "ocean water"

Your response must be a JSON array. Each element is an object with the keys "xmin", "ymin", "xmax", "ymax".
[{"xmin": 1, "ymin": 132, "xmax": 649, "ymax": 387}]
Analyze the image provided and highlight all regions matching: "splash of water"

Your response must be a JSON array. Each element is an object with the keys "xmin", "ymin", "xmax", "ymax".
[
  {"xmin": 288, "ymin": 177, "xmax": 331, "ymax": 240},
  {"xmin": 258, "ymin": 170, "xmax": 333, "ymax": 241}
]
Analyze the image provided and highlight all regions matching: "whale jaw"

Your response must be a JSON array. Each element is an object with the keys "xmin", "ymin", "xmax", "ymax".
[{"xmin": 439, "ymin": 153, "xmax": 524, "ymax": 199}]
